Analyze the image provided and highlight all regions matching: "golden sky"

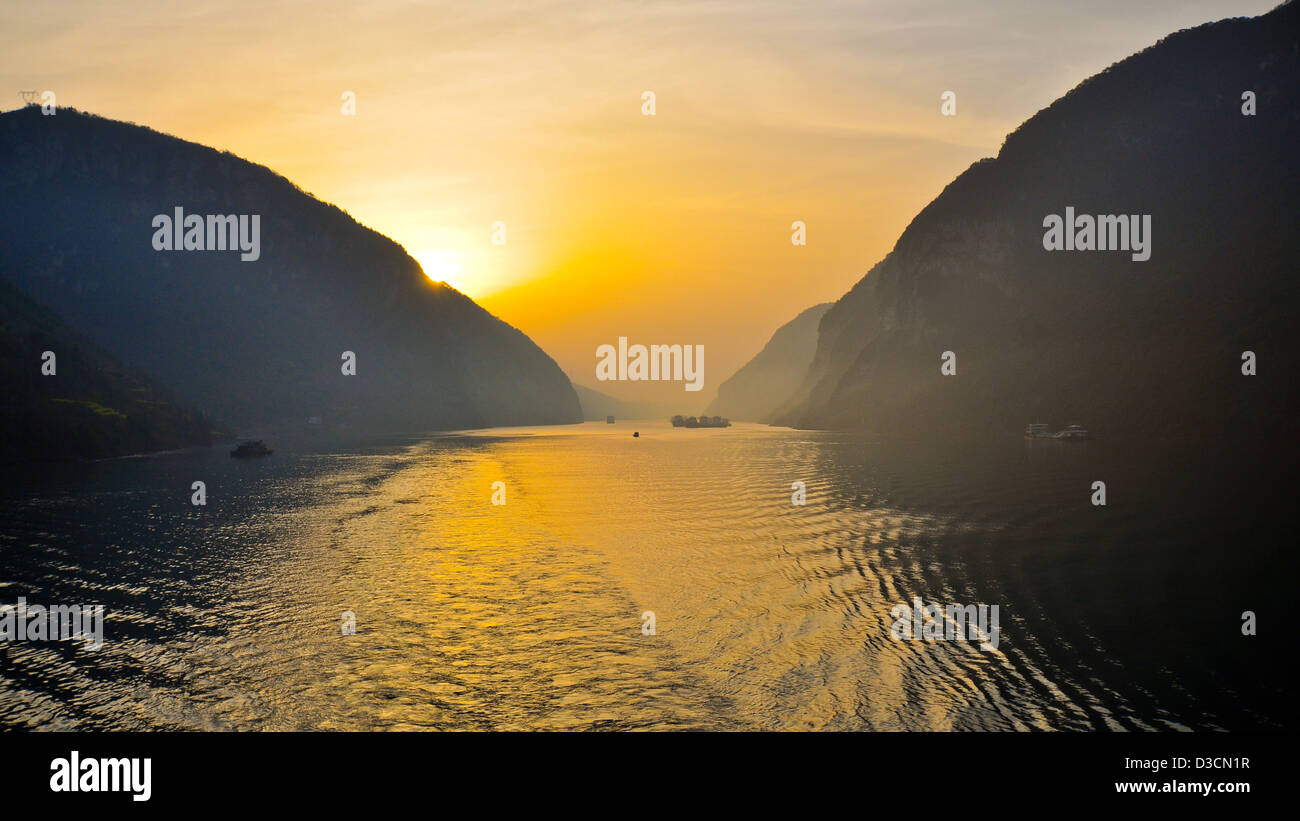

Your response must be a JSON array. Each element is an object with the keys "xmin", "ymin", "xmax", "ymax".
[{"xmin": 1, "ymin": 0, "xmax": 1275, "ymax": 407}]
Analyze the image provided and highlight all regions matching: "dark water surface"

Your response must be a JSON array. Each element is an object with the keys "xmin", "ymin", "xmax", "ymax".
[{"xmin": 0, "ymin": 421, "xmax": 1291, "ymax": 730}]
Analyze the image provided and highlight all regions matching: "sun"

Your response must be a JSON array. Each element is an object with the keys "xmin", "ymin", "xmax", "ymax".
[{"xmin": 416, "ymin": 250, "xmax": 462, "ymax": 285}]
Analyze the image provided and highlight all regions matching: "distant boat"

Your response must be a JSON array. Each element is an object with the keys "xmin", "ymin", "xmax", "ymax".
[
  {"xmin": 230, "ymin": 440, "xmax": 273, "ymax": 458},
  {"xmin": 606, "ymin": 415, "xmax": 615, "ymax": 424},
  {"xmin": 1024, "ymin": 423, "xmax": 1090, "ymax": 440},
  {"xmin": 1053, "ymin": 424, "xmax": 1091, "ymax": 440},
  {"xmin": 632, "ymin": 431, "xmax": 639, "ymax": 438},
  {"xmin": 671, "ymin": 414, "xmax": 730, "ymax": 428}
]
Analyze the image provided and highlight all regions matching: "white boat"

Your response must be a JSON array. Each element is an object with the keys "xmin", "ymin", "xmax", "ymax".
[
  {"xmin": 1053, "ymin": 424, "xmax": 1091, "ymax": 440},
  {"xmin": 1025, "ymin": 423, "xmax": 1091, "ymax": 440}
]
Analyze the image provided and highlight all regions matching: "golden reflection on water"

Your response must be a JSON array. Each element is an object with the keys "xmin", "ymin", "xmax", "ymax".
[
  {"xmin": 7, "ymin": 420, "xmax": 1195, "ymax": 731},
  {"xmin": 183, "ymin": 421, "xmax": 1080, "ymax": 731}
]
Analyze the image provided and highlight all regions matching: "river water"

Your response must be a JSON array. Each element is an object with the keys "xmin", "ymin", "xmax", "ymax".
[{"xmin": 0, "ymin": 421, "xmax": 1290, "ymax": 730}]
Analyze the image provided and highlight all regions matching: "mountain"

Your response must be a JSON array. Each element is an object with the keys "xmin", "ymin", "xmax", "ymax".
[
  {"xmin": 707, "ymin": 302, "xmax": 831, "ymax": 422},
  {"xmin": 0, "ymin": 107, "xmax": 581, "ymax": 435},
  {"xmin": 0, "ymin": 278, "xmax": 214, "ymax": 462},
  {"xmin": 572, "ymin": 384, "xmax": 677, "ymax": 421},
  {"xmin": 774, "ymin": 2, "xmax": 1299, "ymax": 443}
]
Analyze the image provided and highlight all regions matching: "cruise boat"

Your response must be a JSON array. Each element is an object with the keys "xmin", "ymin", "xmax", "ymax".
[
  {"xmin": 1053, "ymin": 424, "xmax": 1091, "ymax": 440},
  {"xmin": 1024, "ymin": 423, "xmax": 1091, "ymax": 440},
  {"xmin": 671, "ymin": 415, "xmax": 731, "ymax": 428}
]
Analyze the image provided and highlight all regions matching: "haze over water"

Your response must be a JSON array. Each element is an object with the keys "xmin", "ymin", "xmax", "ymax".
[{"xmin": 0, "ymin": 422, "xmax": 1288, "ymax": 731}]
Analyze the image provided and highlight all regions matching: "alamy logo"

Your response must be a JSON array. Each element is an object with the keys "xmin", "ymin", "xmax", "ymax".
[
  {"xmin": 889, "ymin": 597, "xmax": 1000, "ymax": 651},
  {"xmin": 595, "ymin": 337, "xmax": 704, "ymax": 392},
  {"xmin": 1042, "ymin": 206, "xmax": 1151, "ymax": 262},
  {"xmin": 152, "ymin": 207, "xmax": 261, "ymax": 261},
  {"xmin": 50, "ymin": 751, "xmax": 151, "ymax": 802},
  {"xmin": 0, "ymin": 597, "xmax": 103, "ymax": 650}
]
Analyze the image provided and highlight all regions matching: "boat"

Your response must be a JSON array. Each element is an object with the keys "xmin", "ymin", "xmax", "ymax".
[
  {"xmin": 230, "ymin": 440, "xmax": 273, "ymax": 458},
  {"xmin": 1024, "ymin": 423, "xmax": 1091, "ymax": 440},
  {"xmin": 1053, "ymin": 424, "xmax": 1091, "ymax": 440},
  {"xmin": 606, "ymin": 415, "xmax": 615, "ymax": 424},
  {"xmin": 671, "ymin": 415, "xmax": 731, "ymax": 428}
]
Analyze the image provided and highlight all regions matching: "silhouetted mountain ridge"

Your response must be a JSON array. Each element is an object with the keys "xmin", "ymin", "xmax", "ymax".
[
  {"xmin": 0, "ymin": 107, "xmax": 581, "ymax": 435},
  {"xmin": 775, "ymin": 1, "xmax": 1299, "ymax": 444},
  {"xmin": 708, "ymin": 302, "xmax": 831, "ymax": 422}
]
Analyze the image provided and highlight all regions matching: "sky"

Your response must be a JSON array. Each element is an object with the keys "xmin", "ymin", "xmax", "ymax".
[{"xmin": 0, "ymin": 0, "xmax": 1279, "ymax": 408}]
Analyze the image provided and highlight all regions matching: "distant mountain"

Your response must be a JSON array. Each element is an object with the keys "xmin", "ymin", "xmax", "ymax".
[
  {"xmin": 0, "ymin": 279, "xmax": 214, "ymax": 461},
  {"xmin": 707, "ymin": 303, "xmax": 831, "ymax": 422},
  {"xmin": 0, "ymin": 107, "xmax": 581, "ymax": 435},
  {"xmin": 775, "ymin": 2, "xmax": 1299, "ymax": 443},
  {"xmin": 573, "ymin": 384, "xmax": 676, "ymax": 421}
]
